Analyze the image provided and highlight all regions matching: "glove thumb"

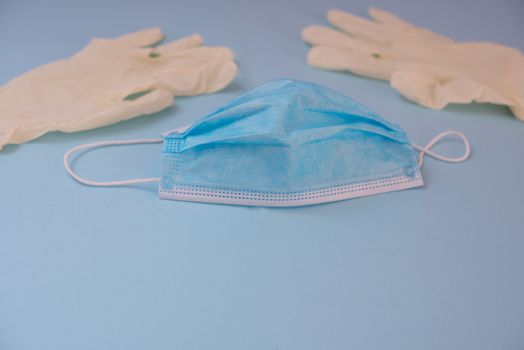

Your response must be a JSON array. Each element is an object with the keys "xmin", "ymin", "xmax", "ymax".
[
  {"xmin": 59, "ymin": 88, "xmax": 174, "ymax": 133},
  {"xmin": 391, "ymin": 69, "xmax": 517, "ymax": 112},
  {"xmin": 0, "ymin": 116, "xmax": 49, "ymax": 150},
  {"xmin": 509, "ymin": 103, "xmax": 524, "ymax": 121}
]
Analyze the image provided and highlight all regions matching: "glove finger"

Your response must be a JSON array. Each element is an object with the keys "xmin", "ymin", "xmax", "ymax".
[
  {"xmin": 116, "ymin": 28, "xmax": 164, "ymax": 47},
  {"xmin": 327, "ymin": 9, "xmax": 396, "ymax": 45},
  {"xmin": 367, "ymin": 7, "xmax": 413, "ymax": 31},
  {"xmin": 302, "ymin": 26, "xmax": 353, "ymax": 46},
  {"xmin": 307, "ymin": 46, "xmax": 398, "ymax": 80},
  {"xmin": 302, "ymin": 26, "xmax": 394, "ymax": 58},
  {"xmin": 152, "ymin": 50, "xmax": 237, "ymax": 95},
  {"xmin": 59, "ymin": 89, "xmax": 174, "ymax": 133},
  {"xmin": 390, "ymin": 69, "xmax": 512, "ymax": 109},
  {"xmin": 368, "ymin": 7, "xmax": 454, "ymax": 44},
  {"xmin": 156, "ymin": 34, "xmax": 204, "ymax": 55}
]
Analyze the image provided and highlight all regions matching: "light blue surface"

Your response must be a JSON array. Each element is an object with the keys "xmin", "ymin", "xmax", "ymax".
[{"xmin": 0, "ymin": 0, "xmax": 523, "ymax": 349}]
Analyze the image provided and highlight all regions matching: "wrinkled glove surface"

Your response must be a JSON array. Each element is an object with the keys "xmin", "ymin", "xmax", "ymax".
[
  {"xmin": 0, "ymin": 28, "xmax": 237, "ymax": 149},
  {"xmin": 302, "ymin": 8, "xmax": 524, "ymax": 120}
]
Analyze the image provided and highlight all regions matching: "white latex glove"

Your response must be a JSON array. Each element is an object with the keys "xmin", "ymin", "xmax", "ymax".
[
  {"xmin": 0, "ymin": 28, "xmax": 237, "ymax": 150},
  {"xmin": 302, "ymin": 8, "xmax": 524, "ymax": 120}
]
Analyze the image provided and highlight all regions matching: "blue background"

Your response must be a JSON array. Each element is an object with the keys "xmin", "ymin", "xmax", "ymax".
[{"xmin": 1, "ymin": 0, "xmax": 523, "ymax": 349}]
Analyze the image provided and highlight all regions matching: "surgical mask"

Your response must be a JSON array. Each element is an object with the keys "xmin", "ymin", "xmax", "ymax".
[{"xmin": 64, "ymin": 79, "xmax": 470, "ymax": 207}]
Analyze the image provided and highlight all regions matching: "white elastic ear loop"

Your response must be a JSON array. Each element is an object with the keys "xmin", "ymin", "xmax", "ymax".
[
  {"xmin": 64, "ymin": 138, "xmax": 162, "ymax": 187},
  {"xmin": 411, "ymin": 130, "xmax": 471, "ymax": 168}
]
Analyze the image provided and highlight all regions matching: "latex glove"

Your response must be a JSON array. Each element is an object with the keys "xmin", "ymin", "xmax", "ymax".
[
  {"xmin": 302, "ymin": 8, "xmax": 524, "ymax": 120},
  {"xmin": 0, "ymin": 28, "xmax": 237, "ymax": 150}
]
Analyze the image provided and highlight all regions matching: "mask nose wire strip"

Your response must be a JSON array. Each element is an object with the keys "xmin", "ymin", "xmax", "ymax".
[
  {"xmin": 411, "ymin": 130, "xmax": 471, "ymax": 168},
  {"xmin": 64, "ymin": 138, "xmax": 163, "ymax": 186}
]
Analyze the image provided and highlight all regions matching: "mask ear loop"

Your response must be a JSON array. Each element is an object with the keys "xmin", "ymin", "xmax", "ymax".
[
  {"xmin": 64, "ymin": 138, "xmax": 162, "ymax": 186},
  {"xmin": 411, "ymin": 130, "xmax": 471, "ymax": 168}
]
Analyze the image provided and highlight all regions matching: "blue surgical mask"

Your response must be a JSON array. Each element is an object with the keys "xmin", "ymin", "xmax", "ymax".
[{"xmin": 65, "ymin": 79, "xmax": 470, "ymax": 207}]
